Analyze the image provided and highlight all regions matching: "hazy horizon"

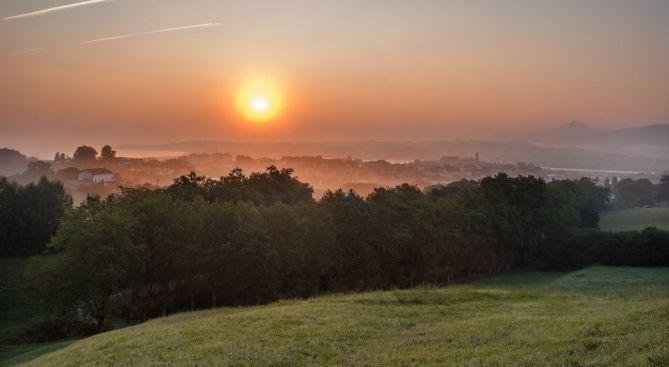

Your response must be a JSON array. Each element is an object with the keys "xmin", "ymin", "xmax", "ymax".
[
  {"xmin": 4, "ymin": 119, "xmax": 667, "ymax": 160},
  {"xmin": 2, "ymin": 0, "xmax": 669, "ymax": 158}
]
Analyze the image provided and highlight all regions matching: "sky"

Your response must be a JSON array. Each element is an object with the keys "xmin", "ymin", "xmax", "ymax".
[{"xmin": 1, "ymin": 0, "xmax": 668, "ymax": 158}]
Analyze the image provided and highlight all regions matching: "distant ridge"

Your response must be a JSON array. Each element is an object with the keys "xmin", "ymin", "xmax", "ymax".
[
  {"xmin": 544, "ymin": 121, "xmax": 601, "ymax": 140},
  {"xmin": 505, "ymin": 122, "xmax": 669, "ymax": 146},
  {"xmin": 598, "ymin": 124, "xmax": 669, "ymax": 146},
  {"xmin": 120, "ymin": 135, "xmax": 669, "ymax": 173},
  {"xmin": 502, "ymin": 121, "xmax": 596, "ymax": 141}
]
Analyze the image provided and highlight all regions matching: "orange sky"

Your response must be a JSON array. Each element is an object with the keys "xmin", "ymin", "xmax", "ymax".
[{"xmin": 1, "ymin": 0, "xmax": 668, "ymax": 157}]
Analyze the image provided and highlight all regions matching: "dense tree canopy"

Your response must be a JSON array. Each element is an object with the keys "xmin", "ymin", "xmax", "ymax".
[
  {"xmin": 614, "ymin": 178, "xmax": 655, "ymax": 207},
  {"xmin": 0, "ymin": 177, "xmax": 72, "ymax": 256},
  {"xmin": 166, "ymin": 166, "xmax": 314, "ymax": 205},
  {"xmin": 26, "ymin": 196, "xmax": 139, "ymax": 329},
  {"xmin": 17, "ymin": 168, "xmax": 668, "ymax": 333}
]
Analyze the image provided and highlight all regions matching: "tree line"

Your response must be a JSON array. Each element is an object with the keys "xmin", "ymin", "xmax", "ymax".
[
  {"xmin": 18, "ymin": 166, "xmax": 668, "ymax": 333},
  {"xmin": 68, "ymin": 144, "xmax": 117, "ymax": 162},
  {"xmin": 613, "ymin": 176, "xmax": 669, "ymax": 208}
]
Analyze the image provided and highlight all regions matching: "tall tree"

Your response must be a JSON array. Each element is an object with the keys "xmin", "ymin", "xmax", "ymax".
[
  {"xmin": 100, "ymin": 145, "xmax": 117, "ymax": 160},
  {"xmin": 25, "ymin": 197, "xmax": 139, "ymax": 330},
  {"xmin": 658, "ymin": 175, "xmax": 669, "ymax": 204},
  {"xmin": 614, "ymin": 178, "xmax": 655, "ymax": 207},
  {"xmin": 547, "ymin": 178, "xmax": 609, "ymax": 229},
  {"xmin": 479, "ymin": 174, "xmax": 550, "ymax": 267},
  {"xmin": 73, "ymin": 145, "xmax": 98, "ymax": 161},
  {"xmin": 0, "ymin": 177, "xmax": 72, "ymax": 257}
]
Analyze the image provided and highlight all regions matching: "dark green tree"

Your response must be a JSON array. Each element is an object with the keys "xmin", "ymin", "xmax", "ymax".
[
  {"xmin": 479, "ymin": 174, "xmax": 550, "ymax": 267},
  {"xmin": 25, "ymin": 197, "xmax": 139, "ymax": 330},
  {"xmin": 100, "ymin": 145, "xmax": 117, "ymax": 160},
  {"xmin": 658, "ymin": 175, "xmax": 669, "ymax": 204},
  {"xmin": 614, "ymin": 178, "xmax": 655, "ymax": 207},
  {"xmin": 0, "ymin": 177, "xmax": 72, "ymax": 256},
  {"xmin": 244, "ymin": 166, "xmax": 314, "ymax": 205},
  {"xmin": 547, "ymin": 178, "xmax": 609, "ymax": 229},
  {"xmin": 426, "ymin": 179, "xmax": 479, "ymax": 199},
  {"xmin": 73, "ymin": 145, "xmax": 98, "ymax": 161}
]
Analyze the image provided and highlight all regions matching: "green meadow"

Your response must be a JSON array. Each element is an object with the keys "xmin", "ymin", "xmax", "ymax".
[
  {"xmin": 18, "ymin": 266, "xmax": 669, "ymax": 367},
  {"xmin": 600, "ymin": 207, "xmax": 669, "ymax": 232}
]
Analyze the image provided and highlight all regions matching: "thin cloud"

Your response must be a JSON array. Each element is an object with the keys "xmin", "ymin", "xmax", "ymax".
[
  {"xmin": 80, "ymin": 23, "xmax": 221, "ymax": 45},
  {"xmin": 3, "ymin": 0, "xmax": 114, "ymax": 21},
  {"xmin": 11, "ymin": 48, "xmax": 41, "ymax": 55}
]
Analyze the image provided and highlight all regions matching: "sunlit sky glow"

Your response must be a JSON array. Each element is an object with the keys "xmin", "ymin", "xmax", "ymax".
[
  {"xmin": 1, "ymin": 0, "xmax": 668, "ymax": 157},
  {"xmin": 235, "ymin": 77, "xmax": 284, "ymax": 124}
]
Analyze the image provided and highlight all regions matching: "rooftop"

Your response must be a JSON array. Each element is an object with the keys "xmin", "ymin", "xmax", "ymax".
[{"xmin": 81, "ymin": 168, "xmax": 113, "ymax": 175}]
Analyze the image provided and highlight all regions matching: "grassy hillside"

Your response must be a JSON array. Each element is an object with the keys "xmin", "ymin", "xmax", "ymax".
[
  {"xmin": 600, "ymin": 207, "xmax": 669, "ymax": 232},
  {"xmin": 20, "ymin": 266, "xmax": 669, "ymax": 367}
]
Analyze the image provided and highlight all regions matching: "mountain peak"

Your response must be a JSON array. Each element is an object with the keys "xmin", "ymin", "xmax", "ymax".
[
  {"xmin": 557, "ymin": 121, "xmax": 592, "ymax": 131},
  {"xmin": 540, "ymin": 121, "xmax": 600, "ymax": 140}
]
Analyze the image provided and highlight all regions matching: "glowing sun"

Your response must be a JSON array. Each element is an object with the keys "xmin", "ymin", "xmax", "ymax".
[
  {"xmin": 252, "ymin": 97, "xmax": 268, "ymax": 112},
  {"xmin": 236, "ymin": 79, "xmax": 283, "ymax": 123}
]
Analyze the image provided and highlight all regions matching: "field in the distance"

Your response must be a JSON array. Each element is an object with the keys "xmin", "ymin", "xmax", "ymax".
[
  {"xmin": 20, "ymin": 266, "xmax": 669, "ymax": 367},
  {"xmin": 600, "ymin": 206, "xmax": 669, "ymax": 232}
]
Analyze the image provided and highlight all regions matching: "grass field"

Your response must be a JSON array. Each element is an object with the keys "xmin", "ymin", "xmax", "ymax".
[
  {"xmin": 0, "ymin": 258, "xmax": 73, "ymax": 367},
  {"xmin": 600, "ymin": 206, "xmax": 669, "ymax": 232},
  {"xmin": 19, "ymin": 265, "xmax": 669, "ymax": 367}
]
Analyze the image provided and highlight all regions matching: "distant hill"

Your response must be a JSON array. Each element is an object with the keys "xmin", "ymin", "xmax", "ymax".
[
  {"xmin": 506, "ymin": 122, "xmax": 669, "ymax": 145},
  {"xmin": 595, "ymin": 124, "xmax": 669, "ymax": 146},
  {"xmin": 120, "ymin": 138, "xmax": 669, "ymax": 173},
  {"xmin": 510, "ymin": 121, "xmax": 601, "ymax": 141},
  {"xmin": 0, "ymin": 148, "xmax": 29, "ymax": 176},
  {"xmin": 504, "ymin": 122, "xmax": 669, "ymax": 161}
]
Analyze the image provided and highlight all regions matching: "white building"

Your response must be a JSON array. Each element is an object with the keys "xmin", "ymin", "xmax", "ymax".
[{"xmin": 78, "ymin": 168, "xmax": 115, "ymax": 183}]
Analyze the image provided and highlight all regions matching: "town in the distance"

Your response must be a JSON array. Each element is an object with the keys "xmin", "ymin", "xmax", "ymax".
[{"xmin": 2, "ymin": 122, "xmax": 667, "ymax": 207}]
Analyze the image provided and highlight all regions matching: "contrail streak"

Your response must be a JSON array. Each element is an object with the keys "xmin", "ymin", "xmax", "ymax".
[
  {"xmin": 11, "ymin": 48, "xmax": 41, "ymax": 55},
  {"xmin": 3, "ymin": 0, "xmax": 114, "ymax": 21},
  {"xmin": 80, "ymin": 23, "xmax": 221, "ymax": 44}
]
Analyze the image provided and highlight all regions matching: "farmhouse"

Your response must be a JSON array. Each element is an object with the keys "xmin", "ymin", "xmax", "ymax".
[{"xmin": 78, "ymin": 168, "xmax": 115, "ymax": 183}]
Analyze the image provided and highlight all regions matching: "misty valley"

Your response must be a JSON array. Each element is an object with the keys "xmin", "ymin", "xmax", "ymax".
[
  {"xmin": 1, "ymin": 142, "xmax": 668, "ymax": 365},
  {"xmin": 2, "ymin": 0, "xmax": 669, "ymax": 365}
]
